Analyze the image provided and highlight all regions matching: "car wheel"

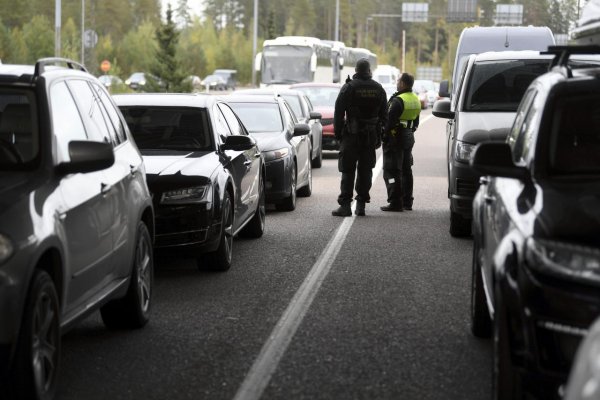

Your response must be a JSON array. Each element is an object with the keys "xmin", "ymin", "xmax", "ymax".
[
  {"xmin": 276, "ymin": 163, "xmax": 297, "ymax": 211},
  {"xmin": 101, "ymin": 222, "xmax": 153, "ymax": 329},
  {"xmin": 198, "ymin": 190, "xmax": 234, "ymax": 271},
  {"xmin": 493, "ymin": 285, "xmax": 522, "ymax": 400},
  {"xmin": 11, "ymin": 270, "xmax": 60, "ymax": 400},
  {"xmin": 239, "ymin": 175, "xmax": 266, "ymax": 238},
  {"xmin": 312, "ymin": 141, "xmax": 323, "ymax": 168},
  {"xmin": 471, "ymin": 240, "xmax": 492, "ymax": 338},
  {"xmin": 297, "ymin": 159, "xmax": 312, "ymax": 197},
  {"xmin": 449, "ymin": 209, "xmax": 471, "ymax": 237}
]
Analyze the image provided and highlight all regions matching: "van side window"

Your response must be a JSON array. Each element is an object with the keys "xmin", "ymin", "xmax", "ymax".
[
  {"xmin": 50, "ymin": 81, "xmax": 88, "ymax": 162},
  {"xmin": 509, "ymin": 89, "xmax": 537, "ymax": 164}
]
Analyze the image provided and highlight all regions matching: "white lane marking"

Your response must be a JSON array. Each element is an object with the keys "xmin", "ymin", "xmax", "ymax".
[{"xmin": 233, "ymin": 114, "xmax": 434, "ymax": 400}]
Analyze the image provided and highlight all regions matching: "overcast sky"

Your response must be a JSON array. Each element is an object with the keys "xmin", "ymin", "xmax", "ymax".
[{"xmin": 161, "ymin": 0, "xmax": 204, "ymax": 17}]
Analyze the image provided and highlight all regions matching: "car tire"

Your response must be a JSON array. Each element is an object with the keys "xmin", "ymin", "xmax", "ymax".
[
  {"xmin": 449, "ymin": 210, "xmax": 471, "ymax": 237},
  {"xmin": 101, "ymin": 221, "xmax": 153, "ymax": 330},
  {"xmin": 276, "ymin": 163, "xmax": 297, "ymax": 211},
  {"xmin": 492, "ymin": 284, "xmax": 522, "ymax": 400},
  {"xmin": 297, "ymin": 158, "xmax": 312, "ymax": 197},
  {"xmin": 239, "ymin": 175, "xmax": 266, "ymax": 239},
  {"xmin": 471, "ymin": 240, "xmax": 492, "ymax": 338},
  {"xmin": 11, "ymin": 269, "xmax": 60, "ymax": 400},
  {"xmin": 312, "ymin": 145, "xmax": 323, "ymax": 168},
  {"xmin": 198, "ymin": 190, "xmax": 234, "ymax": 271}
]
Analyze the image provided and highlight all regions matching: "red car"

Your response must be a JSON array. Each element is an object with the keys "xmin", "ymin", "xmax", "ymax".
[{"xmin": 290, "ymin": 82, "xmax": 341, "ymax": 150}]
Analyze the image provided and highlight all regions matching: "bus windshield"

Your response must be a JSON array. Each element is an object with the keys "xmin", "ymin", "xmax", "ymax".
[{"xmin": 262, "ymin": 46, "xmax": 312, "ymax": 85}]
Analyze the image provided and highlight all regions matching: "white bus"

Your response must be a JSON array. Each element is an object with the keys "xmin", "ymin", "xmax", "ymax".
[{"xmin": 255, "ymin": 36, "xmax": 377, "ymax": 87}]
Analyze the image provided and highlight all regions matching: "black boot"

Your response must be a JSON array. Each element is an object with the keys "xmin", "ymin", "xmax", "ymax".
[
  {"xmin": 380, "ymin": 203, "xmax": 403, "ymax": 212},
  {"xmin": 355, "ymin": 201, "xmax": 365, "ymax": 216},
  {"xmin": 332, "ymin": 204, "xmax": 352, "ymax": 217}
]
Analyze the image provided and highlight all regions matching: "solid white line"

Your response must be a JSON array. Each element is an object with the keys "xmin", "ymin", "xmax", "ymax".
[
  {"xmin": 233, "ymin": 156, "xmax": 383, "ymax": 400},
  {"xmin": 233, "ymin": 113, "xmax": 434, "ymax": 400}
]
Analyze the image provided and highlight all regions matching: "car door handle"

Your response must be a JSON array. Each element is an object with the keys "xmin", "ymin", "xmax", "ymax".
[
  {"xmin": 130, "ymin": 164, "xmax": 139, "ymax": 176},
  {"xmin": 244, "ymin": 160, "xmax": 253, "ymax": 166},
  {"xmin": 484, "ymin": 194, "xmax": 495, "ymax": 204},
  {"xmin": 101, "ymin": 183, "xmax": 113, "ymax": 195}
]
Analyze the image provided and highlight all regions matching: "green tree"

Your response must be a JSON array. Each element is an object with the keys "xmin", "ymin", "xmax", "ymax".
[
  {"xmin": 61, "ymin": 17, "xmax": 80, "ymax": 62},
  {"xmin": 117, "ymin": 21, "xmax": 158, "ymax": 77},
  {"xmin": 22, "ymin": 15, "xmax": 54, "ymax": 62},
  {"xmin": 0, "ymin": 18, "xmax": 12, "ymax": 62},
  {"xmin": 176, "ymin": 0, "xmax": 192, "ymax": 27},
  {"xmin": 150, "ymin": 5, "xmax": 189, "ymax": 92}
]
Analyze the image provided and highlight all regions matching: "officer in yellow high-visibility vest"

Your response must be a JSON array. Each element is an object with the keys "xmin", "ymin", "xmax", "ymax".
[{"xmin": 381, "ymin": 72, "xmax": 421, "ymax": 211}]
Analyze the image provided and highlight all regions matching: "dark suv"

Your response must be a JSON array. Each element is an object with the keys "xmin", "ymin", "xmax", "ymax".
[
  {"xmin": 0, "ymin": 58, "xmax": 154, "ymax": 400},
  {"xmin": 469, "ymin": 46, "xmax": 600, "ymax": 400}
]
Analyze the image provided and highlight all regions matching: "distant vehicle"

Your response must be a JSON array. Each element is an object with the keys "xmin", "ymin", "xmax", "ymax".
[
  {"xmin": 98, "ymin": 74, "xmax": 124, "ymax": 89},
  {"xmin": 570, "ymin": 0, "xmax": 600, "ymax": 45},
  {"xmin": 444, "ymin": 26, "xmax": 555, "ymax": 98},
  {"xmin": 469, "ymin": 46, "xmax": 600, "ymax": 400},
  {"xmin": 202, "ymin": 74, "xmax": 227, "ymax": 91},
  {"xmin": 372, "ymin": 64, "xmax": 400, "ymax": 85},
  {"xmin": 224, "ymin": 94, "xmax": 313, "ymax": 211},
  {"xmin": 234, "ymin": 88, "xmax": 324, "ymax": 167},
  {"xmin": 290, "ymin": 82, "xmax": 342, "ymax": 151},
  {"xmin": 213, "ymin": 69, "xmax": 237, "ymax": 90},
  {"xmin": 125, "ymin": 72, "xmax": 164, "ymax": 92},
  {"xmin": 412, "ymin": 79, "xmax": 438, "ymax": 108},
  {"xmin": 184, "ymin": 75, "xmax": 203, "ymax": 92},
  {"xmin": 255, "ymin": 36, "xmax": 377, "ymax": 87},
  {"xmin": 0, "ymin": 58, "xmax": 154, "ymax": 400},
  {"xmin": 115, "ymin": 93, "xmax": 266, "ymax": 271}
]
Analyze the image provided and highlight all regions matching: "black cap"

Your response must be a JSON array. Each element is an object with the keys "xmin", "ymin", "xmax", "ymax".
[{"xmin": 355, "ymin": 58, "xmax": 370, "ymax": 74}]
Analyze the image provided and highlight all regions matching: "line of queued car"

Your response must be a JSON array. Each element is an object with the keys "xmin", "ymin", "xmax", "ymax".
[
  {"xmin": 434, "ymin": 43, "xmax": 600, "ymax": 399},
  {"xmin": 0, "ymin": 58, "xmax": 318, "ymax": 400}
]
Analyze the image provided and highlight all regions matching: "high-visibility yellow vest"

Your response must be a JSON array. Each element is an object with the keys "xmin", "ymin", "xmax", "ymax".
[{"xmin": 396, "ymin": 92, "xmax": 421, "ymax": 128}]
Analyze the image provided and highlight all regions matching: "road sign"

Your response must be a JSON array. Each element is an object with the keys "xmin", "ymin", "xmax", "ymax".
[
  {"xmin": 447, "ymin": 0, "xmax": 478, "ymax": 22},
  {"xmin": 494, "ymin": 4, "xmax": 523, "ymax": 25},
  {"xmin": 402, "ymin": 3, "xmax": 428, "ymax": 22},
  {"xmin": 84, "ymin": 29, "xmax": 98, "ymax": 49},
  {"xmin": 100, "ymin": 60, "xmax": 111, "ymax": 73}
]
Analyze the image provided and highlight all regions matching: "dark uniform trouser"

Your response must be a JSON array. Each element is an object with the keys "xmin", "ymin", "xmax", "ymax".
[
  {"xmin": 382, "ymin": 129, "xmax": 414, "ymax": 207},
  {"xmin": 337, "ymin": 133, "xmax": 377, "ymax": 205}
]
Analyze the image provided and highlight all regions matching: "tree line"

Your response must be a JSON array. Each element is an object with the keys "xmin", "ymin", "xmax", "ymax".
[{"xmin": 0, "ymin": 0, "xmax": 581, "ymax": 88}]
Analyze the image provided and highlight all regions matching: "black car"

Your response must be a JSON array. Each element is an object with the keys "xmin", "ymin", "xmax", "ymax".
[
  {"xmin": 469, "ymin": 47, "xmax": 600, "ymax": 400},
  {"xmin": 0, "ymin": 59, "xmax": 155, "ymax": 400},
  {"xmin": 115, "ymin": 93, "xmax": 265, "ymax": 271},
  {"xmin": 224, "ymin": 94, "xmax": 312, "ymax": 211},
  {"xmin": 233, "ymin": 88, "xmax": 323, "ymax": 167}
]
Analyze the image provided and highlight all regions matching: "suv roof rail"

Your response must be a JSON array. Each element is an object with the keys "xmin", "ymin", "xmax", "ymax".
[
  {"xmin": 542, "ymin": 45, "xmax": 600, "ymax": 73},
  {"xmin": 34, "ymin": 58, "xmax": 87, "ymax": 78}
]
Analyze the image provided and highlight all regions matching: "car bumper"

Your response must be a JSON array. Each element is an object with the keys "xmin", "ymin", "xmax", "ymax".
[
  {"xmin": 264, "ymin": 157, "xmax": 292, "ymax": 202},
  {"xmin": 322, "ymin": 134, "xmax": 340, "ymax": 151},
  {"xmin": 499, "ymin": 263, "xmax": 600, "ymax": 397},
  {"xmin": 449, "ymin": 160, "xmax": 479, "ymax": 218}
]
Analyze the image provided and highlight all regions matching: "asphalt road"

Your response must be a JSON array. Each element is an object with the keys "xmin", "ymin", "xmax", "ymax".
[{"xmin": 57, "ymin": 109, "xmax": 492, "ymax": 400}]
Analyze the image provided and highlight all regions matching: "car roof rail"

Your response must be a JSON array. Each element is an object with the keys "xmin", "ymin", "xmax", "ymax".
[
  {"xmin": 33, "ymin": 57, "xmax": 87, "ymax": 78},
  {"xmin": 542, "ymin": 45, "xmax": 600, "ymax": 77}
]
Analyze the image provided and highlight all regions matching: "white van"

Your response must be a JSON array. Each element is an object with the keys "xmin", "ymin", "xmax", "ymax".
[
  {"xmin": 442, "ymin": 26, "xmax": 555, "ymax": 98},
  {"xmin": 372, "ymin": 64, "xmax": 400, "ymax": 85}
]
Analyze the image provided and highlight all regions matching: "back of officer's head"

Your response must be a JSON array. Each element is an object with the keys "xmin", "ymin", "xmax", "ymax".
[
  {"xmin": 355, "ymin": 58, "xmax": 371, "ymax": 75},
  {"xmin": 399, "ymin": 73, "xmax": 414, "ymax": 89}
]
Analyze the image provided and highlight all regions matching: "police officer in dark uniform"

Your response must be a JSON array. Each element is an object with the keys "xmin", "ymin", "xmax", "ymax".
[
  {"xmin": 331, "ymin": 58, "xmax": 387, "ymax": 217},
  {"xmin": 381, "ymin": 72, "xmax": 421, "ymax": 211}
]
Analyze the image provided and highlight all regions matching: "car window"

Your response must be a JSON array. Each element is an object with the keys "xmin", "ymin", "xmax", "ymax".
[
  {"xmin": 213, "ymin": 105, "xmax": 233, "ymax": 140},
  {"xmin": 218, "ymin": 103, "xmax": 246, "ymax": 136},
  {"xmin": 0, "ymin": 90, "xmax": 38, "ymax": 168},
  {"xmin": 452, "ymin": 60, "xmax": 469, "ymax": 110},
  {"xmin": 512, "ymin": 95, "xmax": 539, "ymax": 165},
  {"xmin": 226, "ymin": 102, "xmax": 283, "ymax": 133},
  {"xmin": 282, "ymin": 94, "xmax": 303, "ymax": 118},
  {"xmin": 282, "ymin": 102, "xmax": 296, "ymax": 132},
  {"xmin": 119, "ymin": 106, "xmax": 212, "ymax": 151},
  {"xmin": 50, "ymin": 81, "xmax": 89, "ymax": 162},
  {"xmin": 67, "ymin": 80, "xmax": 112, "ymax": 144},
  {"xmin": 303, "ymin": 95, "xmax": 313, "ymax": 111},
  {"xmin": 91, "ymin": 82, "xmax": 127, "ymax": 144},
  {"xmin": 508, "ymin": 88, "xmax": 536, "ymax": 164},
  {"xmin": 295, "ymin": 86, "xmax": 340, "ymax": 108},
  {"xmin": 549, "ymin": 95, "xmax": 600, "ymax": 175}
]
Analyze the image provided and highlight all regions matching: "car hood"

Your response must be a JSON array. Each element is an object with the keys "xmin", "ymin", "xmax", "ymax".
[
  {"xmin": 249, "ymin": 132, "xmax": 289, "ymax": 152},
  {"xmin": 142, "ymin": 150, "xmax": 216, "ymax": 191},
  {"xmin": 532, "ymin": 180, "xmax": 600, "ymax": 246},
  {"xmin": 457, "ymin": 112, "xmax": 515, "ymax": 143}
]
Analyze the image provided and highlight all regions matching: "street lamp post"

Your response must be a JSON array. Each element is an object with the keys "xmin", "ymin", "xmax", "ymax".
[
  {"xmin": 251, "ymin": 0, "xmax": 258, "ymax": 87},
  {"xmin": 334, "ymin": 0, "xmax": 339, "ymax": 41},
  {"xmin": 81, "ymin": 0, "xmax": 85, "ymax": 64},
  {"xmin": 55, "ymin": 0, "xmax": 61, "ymax": 57}
]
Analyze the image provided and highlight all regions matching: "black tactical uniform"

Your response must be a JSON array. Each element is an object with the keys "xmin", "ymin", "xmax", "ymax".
[{"xmin": 332, "ymin": 59, "xmax": 387, "ymax": 217}]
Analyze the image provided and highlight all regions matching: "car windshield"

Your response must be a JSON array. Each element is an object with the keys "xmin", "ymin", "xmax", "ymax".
[
  {"xmin": 119, "ymin": 106, "xmax": 212, "ymax": 151},
  {"xmin": 281, "ymin": 95, "xmax": 303, "ymax": 118},
  {"xmin": 0, "ymin": 90, "xmax": 38, "ymax": 169},
  {"xmin": 464, "ymin": 59, "xmax": 551, "ymax": 112},
  {"xmin": 261, "ymin": 46, "xmax": 312, "ymax": 84},
  {"xmin": 549, "ymin": 95, "xmax": 600, "ymax": 175},
  {"xmin": 129, "ymin": 73, "xmax": 145, "ymax": 82},
  {"xmin": 227, "ymin": 103, "xmax": 283, "ymax": 133},
  {"xmin": 294, "ymin": 86, "xmax": 340, "ymax": 108}
]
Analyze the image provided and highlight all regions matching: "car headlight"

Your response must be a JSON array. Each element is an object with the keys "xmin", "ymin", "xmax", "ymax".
[
  {"xmin": 160, "ymin": 185, "xmax": 211, "ymax": 205},
  {"xmin": 525, "ymin": 238, "xmax": 600, "ymax": 284},
  {"xmin": 0, "ymin": 234, "xmax": 14, "ymax": 264},
  {"xmin": 264, "ymin": 148, "xmax": 290, "ymax": 162},
  {"xmin": 455, "ymin": 141, "xmax": 476, "ymax": 163}
]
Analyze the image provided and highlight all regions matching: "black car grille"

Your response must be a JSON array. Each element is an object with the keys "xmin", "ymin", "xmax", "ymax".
[
  {"xmin": 321, "ymin": 118, "xmax": 333, "ymax": 126},
  {"xmin": 456, "ymin": 178, "xmax": 478, "ymax": 197},
  {"xmin": 534, "ymin": 320, "xmax": 586, "ymax": 373}
]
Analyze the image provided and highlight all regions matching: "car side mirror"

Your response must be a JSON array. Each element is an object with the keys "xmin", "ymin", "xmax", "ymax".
[
  {"xmin": 432, "ymin": 98, "xmax": 454, "ymax": 119},
  {"xmin": 438, "ymin": 80, "xmax": 450, "ymax": 98},
  {"xmin": 309, "ymin": 111, "xmax": 322, "ymax": 120},
  {"xmin": 470, "ymin": 142, "xmax": 530, "ymax": 180},
  {"xmin": 293, "ymin": 123, "xmax": 311, "ymax": 137},
  {"xmin": 57, "ymin": 141, "xmax": 114, "ymax": 175},
  {"xmin": 221, "ymin": 135, "xmax": 256, "ymax": 151}
]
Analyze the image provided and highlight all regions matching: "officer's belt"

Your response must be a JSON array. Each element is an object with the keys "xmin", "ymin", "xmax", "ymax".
[{"xmin": 399, "ymin": 120, "xmax": 416, "ymax": 129}]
